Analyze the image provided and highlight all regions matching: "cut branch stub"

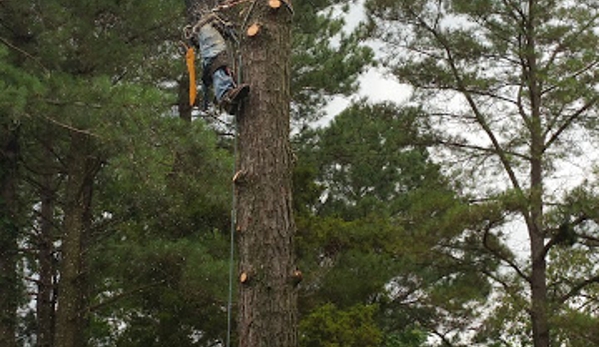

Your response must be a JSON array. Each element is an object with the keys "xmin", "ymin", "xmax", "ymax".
[
  {"xmin": 269, "ymin": 0, "xmax": 293, "ymax": 13},
  {"xmin": 247, "ymin": 23, "xmax": 261, "ymax": 37},
  {"xmin": 290, "ymin": 269, "xmax": 303, "ymax": 286},
  {"xmin": 268, "ymin": 0, "xmax": 281, "ymax": 9},
  {"xmin": 240, "ymin": 271, "xmax": 250, "ymax": 284},
  {"xmin": 232, "ymin": 169, "xmax": 247, "ymax": 184}
]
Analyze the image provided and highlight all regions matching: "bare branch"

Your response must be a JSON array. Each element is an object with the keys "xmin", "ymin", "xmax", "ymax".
[
  {"xmin": 543, "ymin": 96, "xmax": 599, "ymax": 152},
  {"xmin": 558, "ymin": 275, "xmax": 599, "ymax": 304},
  {"xmin": 542, "ymin": 13, "xmax": 599, "ymax": 73},
  {"xmin": 430, "ymin": 326, "xmax": 457, "ymax": 347},
  {"xmin": 579, "ymin": 234, "xmax": 599, "ymax": 247},
  {"xmin": 84, "ymin": 280, "xmax": 166, "ymax": 314},
  {"xmin": 434, "ymin": 139, "xmax": 530, "ymax": 161},
  {"xmin": 483, "ymin": 227, "xmax": 531, "ymax": 283},
  {"xmin": 0, "ymin": 35, "xmax": 49, "ymax": 73},
  {"xmin": 24, "ymin": 112, "xmax": 102, "ymax": 139}
]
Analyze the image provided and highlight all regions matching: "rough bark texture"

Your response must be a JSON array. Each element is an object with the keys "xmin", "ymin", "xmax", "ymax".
[
  {"xmin": 178, "ymin": 73, "xmax": 193, "ymax": 122},
  {"xmin": 0, "ymin": 124, "xmax": 19, "ymax": 347},
  {"xmin": 236, "ymin": 3, "xmax": 297, "ymax": 347},
  {"xmin": 525, "ymin": 3, "xmax": 550, "ymax": 345},
  {"xmin": 54, "ymin": 133, "xmax": 97, "ymax": 347},
  {"xmin": 38, "ymin": 172, "xmax": 57, "ymax": 347}
]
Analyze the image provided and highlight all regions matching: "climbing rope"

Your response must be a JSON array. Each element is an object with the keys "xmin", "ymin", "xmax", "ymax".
[
  {"xmin": 226, "ymin": 18, "xmax": 244, "ymax": 347},
  {"xmin": 179, "ymin": 4, "xmax": 247, "ymax": 344},
  {"xmin": 213, "ymin": 0, "xmax": 252, "ymax": 12},
  {"xmin": 226, "ymin": 126, "xmax": 237, "ymax": 347}
]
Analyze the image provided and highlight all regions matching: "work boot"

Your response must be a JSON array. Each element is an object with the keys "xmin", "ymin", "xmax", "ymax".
[{"xmin": 220, "ymin": 83, "xmax": 250, "ymax": 115}]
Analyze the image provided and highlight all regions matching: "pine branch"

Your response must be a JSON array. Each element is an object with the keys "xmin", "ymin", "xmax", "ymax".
[
  {"xmin": 543, "ymin": 13, "xmax": 599, "ymax": 74},
  {"xmin": 483, "ymin": 227, "xmax": 531, "ymax": 283},
  {"xmin": 542, "ymin": 214, "xmax": 588, "ymax": 257},
  {"xmin": 544, "ymin": 96, "xmax": 599, "ymax": 152},
  {"xmin": 558, "ymin": 275, "xmax": 599, "ymax": 304},
  {"xmin": 0, "ymin": 35, "xmax": 49, "ymax": 73},
  {"xmin": 410, "ymin": 7, "xmax": 525, "ymax": 196},
  {"xmin": 434, "ymin": 139, "xmax": 530, "ymax": 160},
  {"xmin": 25, "ymin": 112, "xmax": 101, "ymax": 139},
  {"xmin": 85, "ymin": 280, "xmax": 166, "ymax": 314}
]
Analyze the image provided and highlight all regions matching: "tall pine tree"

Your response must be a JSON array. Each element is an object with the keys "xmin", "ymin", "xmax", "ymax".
[{"xmin": 367, "ymin": 0, "xmax": 599, "ymax": 345}]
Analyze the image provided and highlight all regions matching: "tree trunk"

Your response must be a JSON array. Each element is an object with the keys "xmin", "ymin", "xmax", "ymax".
[
  {"xmin": 0, "ymin": 124, "xmax": 19, "ymax": 347},
  {"xmin": 178, "ymin": 73, "xmax": 193, "ymax": 122},
  {"xmin": 525, "ymin": 1, "xmax": 550, "ymax": 345},
  {"xmin": 38, "ymin": 171, "xmax": 57, "ymax": 347},
  {"xmin": 529, "ymin": 132, "xmax": 549, "ymax": 347},
  {"xmin": 529, "ymin": 117, "xmax": 549, "ymax": 347},
  {"xmin": 55, "ymin": 133, "xmax": 98, "ymax": 347},
  {"xmin": 236, "ymin": 3, "xmax": 297, "ymax": 347}
]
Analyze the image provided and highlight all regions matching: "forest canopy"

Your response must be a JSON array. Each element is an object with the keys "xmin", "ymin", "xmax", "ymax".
[{"xmin": 1, "ymin": 1, "xmax": 598, "ymax": 347}]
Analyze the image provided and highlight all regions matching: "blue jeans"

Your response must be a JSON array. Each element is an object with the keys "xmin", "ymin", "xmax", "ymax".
[
  {"xmin": 198, "ymin": 24, "xmax": 235, "ymax": 102},
  {"xmin": 212, "ymin": 68, "xmax": 235, "ymax": 102}
]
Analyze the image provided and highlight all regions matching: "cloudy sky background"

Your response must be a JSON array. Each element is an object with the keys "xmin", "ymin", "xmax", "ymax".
[
  {"xmin": 319, "ymin": 0, "xmax": 599, "ymax": 258},
  {"xmin": 320, "ymin": 0, "xmax": 412, "ymax": 125}
]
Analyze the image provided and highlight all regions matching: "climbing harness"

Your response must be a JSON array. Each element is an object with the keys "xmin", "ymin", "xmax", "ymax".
[
  {"xmin": 181, "ymin": 0, "xmax": 293, "ymax": 108},
  {"xmin": 181, "ymin": 9, "xmax": 240, "ymax": 109}
]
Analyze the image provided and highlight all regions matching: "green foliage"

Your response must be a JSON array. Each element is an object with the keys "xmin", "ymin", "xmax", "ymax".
[
  {"xmin": 300, "ymin": 303, "xmax": 382, "ymax": 347},
  {"xmin": 294, "ymin": 101, "xmax": 494, "ymax": 345},
  {"xmin": 296, "ymin": 101, "xmax": 441, "ymax": 220},
  {"xmin": 552, "ymin": 307, "xmax": 599, "ymax": 347},
  {"xmin": 365, "ymin": 0, "xmax": 599, "ymax": 345},
  {"xmin": 384, "ymin": 329, "xmax": 427, "ymax": 347},
  {"xmin": 292, "ymin": 0, "xmax": 374, "ymax": 124},
  {"xmin": 87, "ymin": 115, "xmax": 233, "ymax": 346},
  {"xmin": 0, "ymin": 0, "xmax": 376, "ymax": 345},
  {"xmin": 1, "ymin": 0, "xmax": 237, "ymax": 346},
  {"xmin": 0, "ymin": 46, "xmax": 43, "ymax": 120}
]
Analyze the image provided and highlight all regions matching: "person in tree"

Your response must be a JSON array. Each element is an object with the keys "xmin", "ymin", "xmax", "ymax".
[{"xmin": 187, "ymin": 1, "xmax": 249, "ymax": 114}]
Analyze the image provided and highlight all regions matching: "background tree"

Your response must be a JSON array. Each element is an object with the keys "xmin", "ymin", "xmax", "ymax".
[
  {"xmin": 0, "ymin": 44, "xmax": 38, "ymax": 347},
  {"xmin": 292, "ymin": 0, "xmax": 373, "ymax": 125},
  {"xmin": 299, "ymin": 303, "xmax": 382, "ymax": 347},
  {"xmin": 0, "ymin": 0, "xmax": 451, "ymax": 346},
  {"xmin": 293, "ymin": 102, "xmax": 497, "ymax": 345},
  {"xmin": 0, "ymin": 1, "xmax": 210, "ymax": 346},
  {"xmin": 366, "ymin": 0, "xmax": 599, "ymax": 346}
]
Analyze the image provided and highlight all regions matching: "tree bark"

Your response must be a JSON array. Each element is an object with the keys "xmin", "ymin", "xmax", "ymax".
[
  {"xmin": 54, "ymin": 133, "xmax": 98, "ymax": 347},
  {"xmin": 525, "ymin": 1, "xmax": 550, "ymax": 345},
  {"xmin": 236, "ymin": 3, "xmax": 297, "ymax": 347},
  {"xmin": 38, "ymin": 171, "xmax": 57, "ymax": 347},
  {"xmin": 0, "ymin": 124, "xmax": 19, "ymax": 347},
  {"xmin": 178, "ymin": 73, "xmax": 193, "ymax": 122}
]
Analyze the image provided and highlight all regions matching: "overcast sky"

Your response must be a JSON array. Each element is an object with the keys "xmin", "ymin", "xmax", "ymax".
[
  {"xmin": 318, "ymin": 0, "xmax": 412, "ymax": 126},
  {"xmin": 318, "ymin": 0, "xmax": 599, "ymax": 260}
]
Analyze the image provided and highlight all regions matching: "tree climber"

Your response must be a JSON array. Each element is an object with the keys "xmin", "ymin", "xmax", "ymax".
[{"xmin": 185, "ymin": 1, "xmax": 249, "ymax": 114}]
